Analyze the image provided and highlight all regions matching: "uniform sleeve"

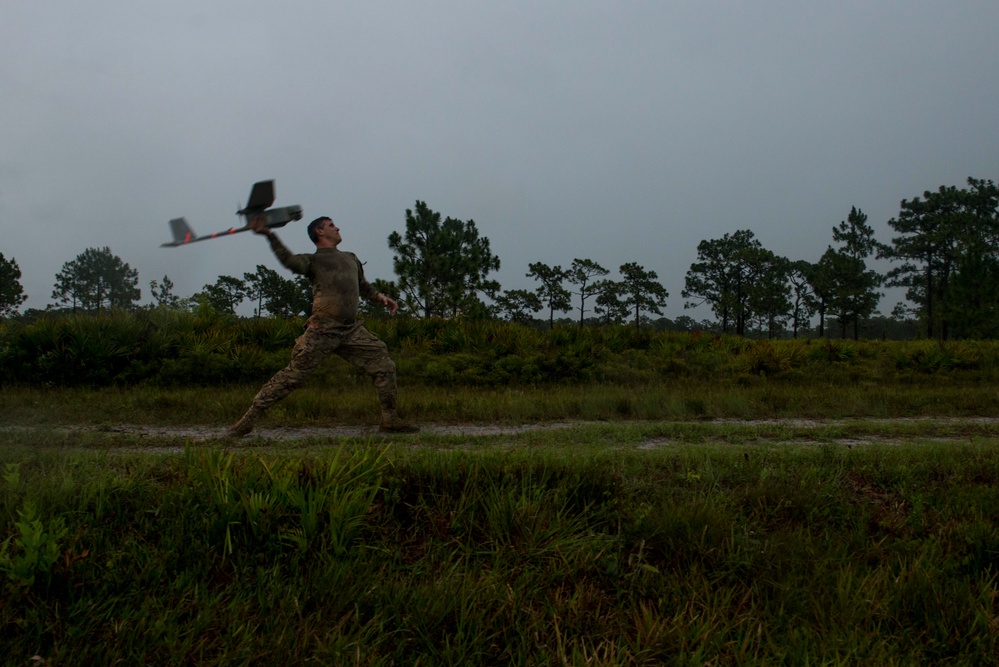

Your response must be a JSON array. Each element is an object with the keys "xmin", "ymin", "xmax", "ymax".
[
  {"xmin": 354, "ymin": 255, "xmax": 381, "ymax": 302},
  {"xmin": 267, "ymin": 234, "xmax": 312, "ymax": 276}
]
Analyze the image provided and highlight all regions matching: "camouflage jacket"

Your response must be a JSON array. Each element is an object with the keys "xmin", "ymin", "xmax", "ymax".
[{"xmin": 267, "ymin": 234, "xmax": 380, "ymax": 324}]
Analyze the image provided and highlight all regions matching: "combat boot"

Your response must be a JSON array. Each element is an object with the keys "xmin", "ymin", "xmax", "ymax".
[
  {"xmin": 379, "ymin": 411, "xmax": 419, "ymax": 434},
  {"xmin": 224, "ymin": 411, "xmax": 258, "ymax": 438}
]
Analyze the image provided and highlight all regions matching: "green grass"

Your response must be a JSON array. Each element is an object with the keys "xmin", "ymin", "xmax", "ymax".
[
  {"xmin": 6, "ymin": 315, "xmax": 999, "ymax": 662},
  {"xmin": 4, "ymin": 379, "xmax": 999, "ymax": 429},
  {"xmin": 1, "ymin": 425, "xmax": 999, "ymax": 664}
]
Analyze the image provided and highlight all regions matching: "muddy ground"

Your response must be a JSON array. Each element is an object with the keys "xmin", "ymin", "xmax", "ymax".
[{"xmin": 5, "ymin": 417, "xmax": 998, "ymax": 450}]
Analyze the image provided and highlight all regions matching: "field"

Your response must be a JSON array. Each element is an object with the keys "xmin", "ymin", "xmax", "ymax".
[
  {"xmin": 2, "ymin": 317, "xmax": 999, "ymax": 663},
  {"xmin": 1, "ymin": 378, "xmax": 998, "ymax": 666}
]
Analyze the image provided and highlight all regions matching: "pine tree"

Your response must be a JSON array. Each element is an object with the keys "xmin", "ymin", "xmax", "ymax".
[
  {"xmin": 51, "ymin": 247, "xmax": 141, "ymax": 312},
  {"xmin": 618, "ymin": 262, "xmax": 669, "ymax": 331},
  {"xmin": 0, "ymin": 253, "xmax": 28, "ymax": 317},
  {"xmin": 388, "ymin": 201, "xmax": 500, "ymax": 318}
]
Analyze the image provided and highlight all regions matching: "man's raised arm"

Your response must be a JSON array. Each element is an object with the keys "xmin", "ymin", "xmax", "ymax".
[{"xmin": 249, "ymin": 215, "xmax": 309, "ymax": 274}]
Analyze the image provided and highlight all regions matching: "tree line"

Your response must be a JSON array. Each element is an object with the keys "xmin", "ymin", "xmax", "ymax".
[{"xmin": 1, "ymin": 177, "xmax": 996, "ymax": 340}]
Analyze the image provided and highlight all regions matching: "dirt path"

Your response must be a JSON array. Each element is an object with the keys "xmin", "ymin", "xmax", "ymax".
[
  {"xmin": 4, "ymin": 417, "xmax": 998, "ymax": 450},
  {"xmin": 1, "ymin": 421, "xmax": 583, "ymax": 443}
]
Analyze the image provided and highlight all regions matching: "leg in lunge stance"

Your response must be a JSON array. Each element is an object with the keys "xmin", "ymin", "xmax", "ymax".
[
  {"xmin": 226, "ymin": 327, "xmax": 336, "ymax": 437},
  {"xmin": 337, "ymin": 324, "xmax": 418, "ymax": 433}
]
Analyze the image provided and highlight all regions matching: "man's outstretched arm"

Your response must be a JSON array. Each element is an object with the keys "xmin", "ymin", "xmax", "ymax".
[{"xmin": 249, "ymin": 215, "xmax": 309, "ymax": 274}]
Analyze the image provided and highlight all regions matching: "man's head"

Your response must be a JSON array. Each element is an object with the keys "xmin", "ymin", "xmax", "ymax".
[
  {"xmin": 307, "ymin": 216, "xmax": 330, "ymax": 243},
  {"xmin": 307, "ymin": 216, "xmax": 341, "ymax": 248}
]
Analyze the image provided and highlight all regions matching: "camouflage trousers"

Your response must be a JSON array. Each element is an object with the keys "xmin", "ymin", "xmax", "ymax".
[{"xmin": 244, "ymin": 320, "xmax": 398, "ymax": 418}]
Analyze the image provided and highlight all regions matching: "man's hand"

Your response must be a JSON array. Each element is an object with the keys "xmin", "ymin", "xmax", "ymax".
[
  {"xmin": 377, "ymin": 293, "xmax": 400, "ymax": 316},
  {"xmin": 248, "ymin": 214, "xmax": 270, "ymax": 235}
]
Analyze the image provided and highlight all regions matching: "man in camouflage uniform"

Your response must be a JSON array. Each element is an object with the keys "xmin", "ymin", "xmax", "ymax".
[{"xmin": 225, "ymin": 214, "xmax": 418, "ymax": 437}]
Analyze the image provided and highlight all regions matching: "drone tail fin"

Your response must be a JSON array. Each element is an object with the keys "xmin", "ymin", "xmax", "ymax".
[{"xmin": 162, "ymin": 217, "xmax": 196, "ymax": 246}]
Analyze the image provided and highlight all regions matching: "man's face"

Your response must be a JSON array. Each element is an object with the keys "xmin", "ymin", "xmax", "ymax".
[{"xmin": 321, "ymin": 219, "xmax": 341, "ymax": 245}]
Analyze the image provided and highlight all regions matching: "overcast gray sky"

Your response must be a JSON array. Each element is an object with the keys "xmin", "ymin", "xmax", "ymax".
[{"xmin": 4, "ymin": 1, "xmax": 998, "ymax": 319}]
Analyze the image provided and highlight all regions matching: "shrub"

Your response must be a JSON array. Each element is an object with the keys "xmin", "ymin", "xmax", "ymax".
[{"xmin": 5, "ymin": 311, "xmax": 999, "ymax": 389}]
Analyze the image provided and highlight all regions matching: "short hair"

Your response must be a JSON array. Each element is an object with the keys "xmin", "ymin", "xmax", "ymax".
[{"xmin": 307, "ymin": 216, "xmax": 331, "ymax": 244}]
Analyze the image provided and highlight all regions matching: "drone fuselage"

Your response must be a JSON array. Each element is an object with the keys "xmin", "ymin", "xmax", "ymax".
[{"xmin": 161, "ymin": 180, "xmax": 302, "ymax": 247}]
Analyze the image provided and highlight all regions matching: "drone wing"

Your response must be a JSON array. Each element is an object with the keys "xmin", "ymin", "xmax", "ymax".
[{"xmin": 237, "ymin": 180, "xmax": 276, "ymax": 216}]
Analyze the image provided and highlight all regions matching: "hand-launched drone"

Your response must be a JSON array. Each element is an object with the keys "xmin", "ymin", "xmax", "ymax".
[{"xmin": 161, "ymin": 180, "xmax": 303, "ymax": 247}]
